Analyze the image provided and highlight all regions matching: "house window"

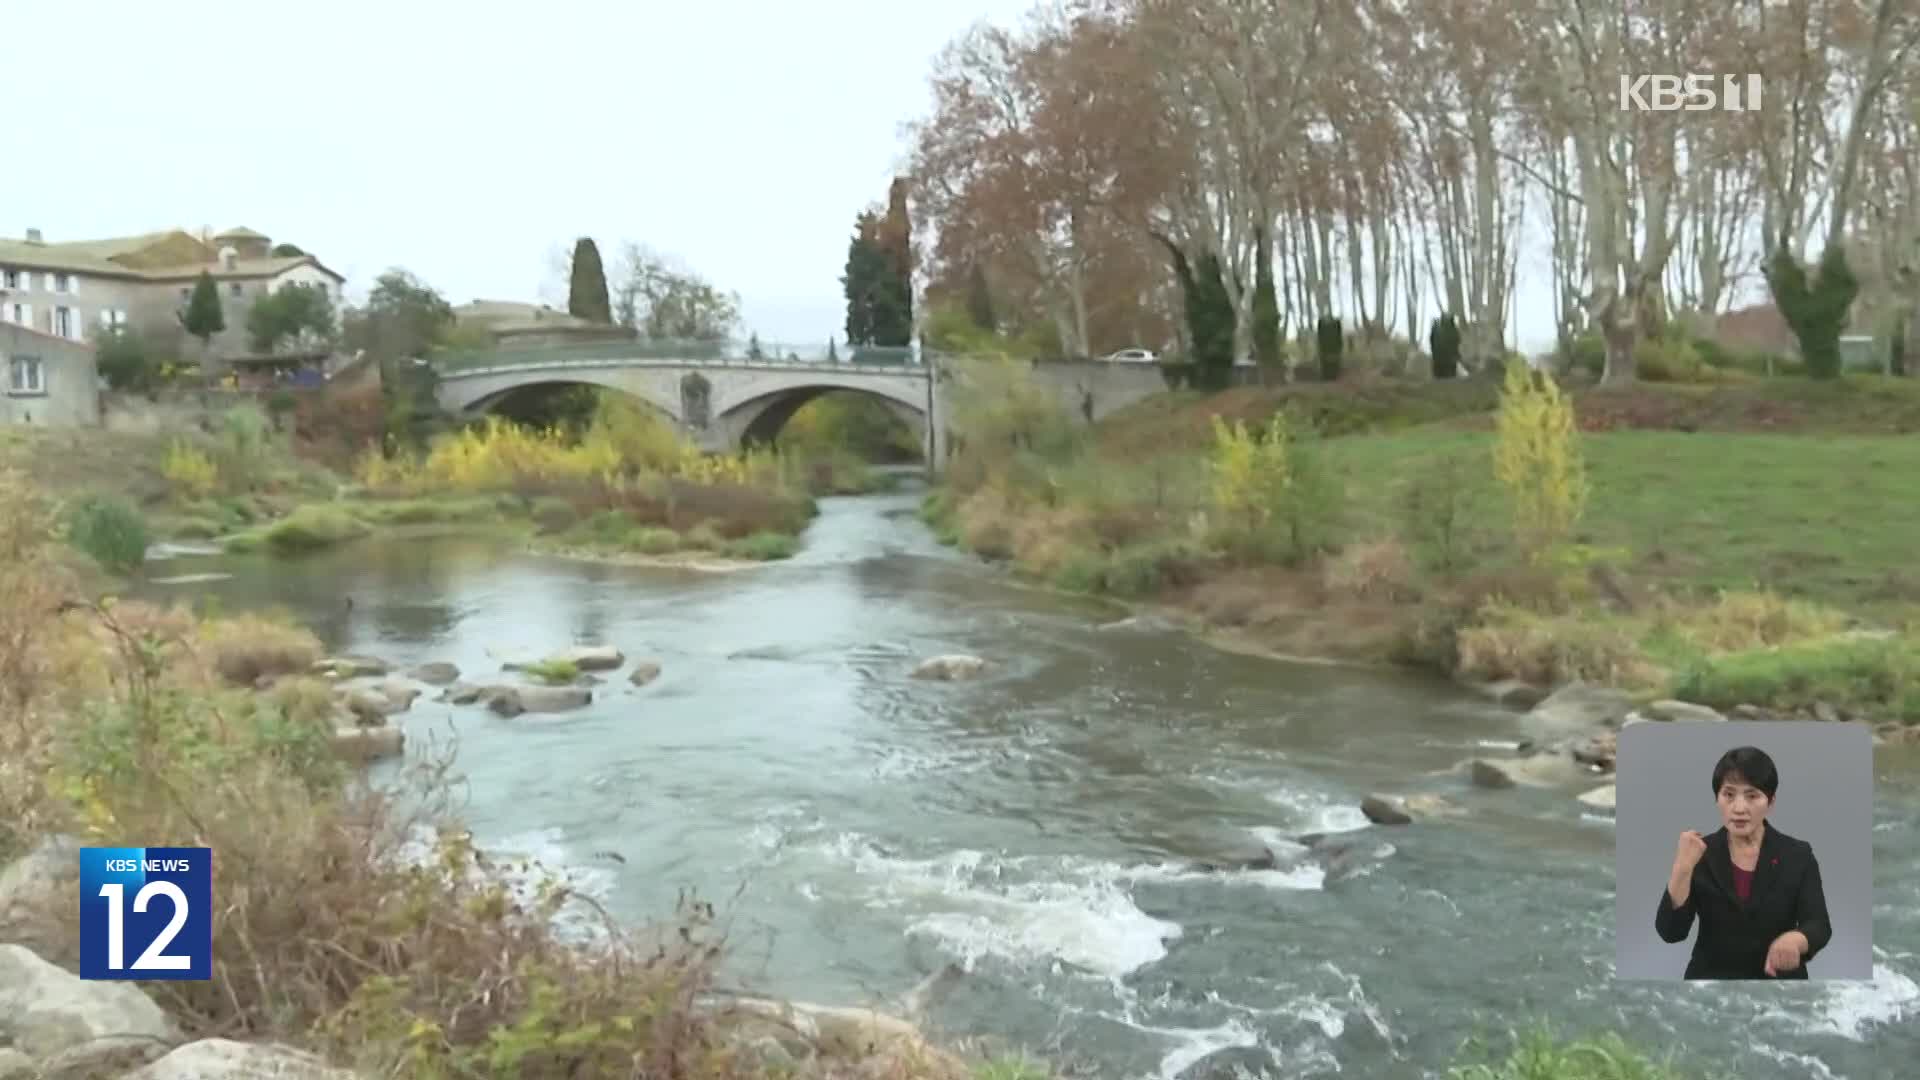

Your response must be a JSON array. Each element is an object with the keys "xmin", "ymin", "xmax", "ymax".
[
  {"xmin": 53, "ymin": 273, "xmax": 71, "ymax": 293},
  {"xmin": 53, "ymin": 306, "xmax": 73, "ymax": 339},
  {"xmin": 180, "ymin": 287, "xmax": 191, "ymax": 300},
  {"xmin": 230, "ymin": 282, "xmax": 243, "ymax": 297},
  {"xmin": 1, "ymin": 269, "xmax": 18, "ymax": 289},
  {"xmin": 8, "ymin": 355, "xmax": 45, "ymax": 395},
  {"xmin": 6, "ymin": 303, "xmax": 26, "ymax": 325}
]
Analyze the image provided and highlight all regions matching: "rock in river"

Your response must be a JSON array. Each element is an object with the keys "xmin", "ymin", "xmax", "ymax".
[
  {"xmin": 127, "ymin": 1039, "xmax": 364, "ymax": 1080},
  {"xmin": 1470, "ymin": 759, "xmax": 1517, "ymax": 789},
  {"xmin": 312, "ymin": 655, "xmax": 390, "ymax": 679},
  {"xmin": 408, "ymin": 661, "xmax": 461, "ymax": 685},
  {"xmin": 0, "ymin": 944, "xmax": 178, "ymax": 1062},
  {"xmin": 910, "ymin": 654, "xmax": 987, "ymax": 681},
  {"xmin": 1360, "ymin": 794, "xmax": 1414, "ymax": 825},
  {"xmin": 484, "ymin": 685, "xmax": 593, "ymax": 716},
  {"xmin": 1643, "ymin": 699, "xmax": 1727, "ymax": 723},
  {"xmin": 1522, "ymin": 682, "xmax": 1636, "ymax": 736},
  {"xmin": 332, "ymin": 726, "xmax": 404, "ymax": 763},
  {"xmin": 629, "ymin": 660, "xmax": 663, "ymax": 686}
]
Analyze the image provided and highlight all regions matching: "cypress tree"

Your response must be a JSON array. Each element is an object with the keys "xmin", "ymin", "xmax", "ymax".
[
  {"xmin": 1251, "ymin": 226, "xmax": 1282, "ymax": 372},
  {"xmin": 1430, "ymin": 314, "xmax": 1462, "ymax": 379},
  {"xmin": 1191, "ymin": 252, "xmax": 1236, "ymax": 390},
  {"xmin": 567, "ymin": 237, "xmax": 613, "ymax": 324},
  {"xmin": 1317, "ymin": 315, "xmax": 1344, "ymax": 381},
  {"xmin": 181, "ymin": 270, "xmax": 226, "ymax": 347}
]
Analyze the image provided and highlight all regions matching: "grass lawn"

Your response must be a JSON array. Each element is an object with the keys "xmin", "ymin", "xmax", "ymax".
[{"xmin": 1319, "ymin": 428, "xmax": 1920, "ymax": 617}]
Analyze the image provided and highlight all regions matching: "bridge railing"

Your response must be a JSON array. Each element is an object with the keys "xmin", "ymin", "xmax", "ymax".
[{"xmin": 431, "ymin": 339, "xmax": 926, "ymax": 375}]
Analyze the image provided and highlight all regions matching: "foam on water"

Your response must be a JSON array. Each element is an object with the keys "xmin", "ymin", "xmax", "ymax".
[
  {"xmin": 822, "ymin": 837, "xmax": 1184, "ymax": 977},
  {"xmin": 1765, "ymin": 962, "xmax": 1920, "ymax": 1040},
  {"xmin": 1142, "ymin": 1018, "xmax": 1262, "ymax": 1080},
  {"xmin": 1263, "ymin": 788, "xmax": 1371, "ymax": 835},
  {"xmin": 392, "ymin": 825, "xmax": 617, "ymax": 944},
  {"xmin": 1750, "ymin": 1044, "xmax": 1845, "ymax": 1080}
]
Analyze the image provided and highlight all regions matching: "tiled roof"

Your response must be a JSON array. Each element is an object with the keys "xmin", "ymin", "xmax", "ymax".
[{"xmin": 0, "ymin": 229, "xmax": 341, "ymax": 283}]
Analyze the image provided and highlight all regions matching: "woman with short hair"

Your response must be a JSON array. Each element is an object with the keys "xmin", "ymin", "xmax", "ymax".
[{"xmin": 1655, "ymin": 745, "xmax": 1833, "ymax": 979}]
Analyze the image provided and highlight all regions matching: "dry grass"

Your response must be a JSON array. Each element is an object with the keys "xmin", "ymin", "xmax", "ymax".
[
  {"xmin": 1, "ymin": 464, "xmax": 982, "ymax": 1078},
  {"xmin": 1323, "ymin": 538, "xmax": 1421, "ymax": 602},
  {"xmin": 1655, "ymin": 590, "xmax": 1853, "ymax": 653},
  {"xmin": 1455, "ymin": 603, "xmax": 1667, "ymax": 690},
  {"xmin": 196, "ymin": 612, "xmax": 325, "ymax": 686}
]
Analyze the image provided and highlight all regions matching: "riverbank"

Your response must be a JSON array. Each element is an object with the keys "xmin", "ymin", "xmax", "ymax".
[
  {"xmin": 924, "ymin": 377, "xmax": 1920, "ymax": 730},
  {"xmin": 8, "ymin": 468, "xmax": 1869, "ymax": 1078}
]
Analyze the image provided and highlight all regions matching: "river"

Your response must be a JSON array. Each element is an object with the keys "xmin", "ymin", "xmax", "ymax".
[{"xmin": 140, "ymin": 486, "xmax": 1917, "ymax": 1080}]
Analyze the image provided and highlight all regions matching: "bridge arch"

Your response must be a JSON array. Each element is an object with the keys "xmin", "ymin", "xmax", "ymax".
[
  {"xmin": 441, "ymin": 371, "xmax": 683, "ymax": 426},
  {"xmin": 713, "ymin": 377, "xmax": 931, "ymax": 458},
  {"xmin": 728, "ymin": 386, "xmax": 928, "ymax": 457}
]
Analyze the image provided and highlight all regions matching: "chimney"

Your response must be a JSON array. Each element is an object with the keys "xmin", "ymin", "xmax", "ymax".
[{"xmin": 24, "ymin": 228, "xmax": 42, "ymax": 244}]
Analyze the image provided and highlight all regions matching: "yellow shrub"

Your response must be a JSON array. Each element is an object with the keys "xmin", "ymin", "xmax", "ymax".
[
  {"xmin": 1207, "ymin": 413, "xmax": 1292, "ymax": 545},
  {"xmin": 162, "ymin": 440, "xmax": 219, "ymax": 500},
  {"xmin": 1493, "ymin": 362, "xmax": 1586, "ymax": 562}
]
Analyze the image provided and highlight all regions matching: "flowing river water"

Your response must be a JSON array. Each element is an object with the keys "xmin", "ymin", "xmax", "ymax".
[{"xmin": 139, "ymin": 484, "xmax": 1918, "ymax": 1080}]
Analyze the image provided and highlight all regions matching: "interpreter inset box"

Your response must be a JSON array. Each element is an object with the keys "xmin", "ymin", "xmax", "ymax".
[{"xmin": 1613, "ymin": 721, "xmax": 1872, "ymax": 980}]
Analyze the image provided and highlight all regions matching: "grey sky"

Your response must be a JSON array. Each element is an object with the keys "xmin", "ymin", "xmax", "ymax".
[
  {"xmin": 10, "ymin": 0, "xmax": 1028, "ymax": 350},
  {"xmin": 13, "ymin": 1, "xmax": 1741, "ymax": 356}
]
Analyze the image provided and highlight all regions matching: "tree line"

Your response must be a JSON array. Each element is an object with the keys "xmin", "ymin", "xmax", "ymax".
[{"xmin": 904, "ymin": 0, "xmax": 1920, "ymax": 383}]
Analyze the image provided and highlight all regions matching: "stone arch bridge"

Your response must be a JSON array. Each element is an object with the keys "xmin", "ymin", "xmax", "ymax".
[{"xmin": 432, "ymin": 343, "xmax": 1169, "ymax": 472}]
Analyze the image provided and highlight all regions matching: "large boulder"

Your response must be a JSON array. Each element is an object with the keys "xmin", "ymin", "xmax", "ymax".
[
  {"xmin": 506, "ymin": 646, "xmax": 624, "ymax": 673},
  {"xmin": 332, "ymin": 725, "xmax": 404, "ymax": 763},
  {"xmin": 1570, "ymin": 730, "xmax": 1619, "ymax": 771},
  {"xmin": 0, "ymin": 944, "xmax": 178, "ymax": 1061},
  {"xmin": 1469, "ymin": 759, "xmax": 1517, "ymax": 789},
  {"xmin": 312, "ymin": 655, "xmax": 390, "ymax": 679},
  {"xmin": 910, "ymin": 654, "xmax": 987, "ymax": 681},
  {"xmin": 1359, "ymin": 794, "xmax": 1414, "ymax": 826},
  {"xmin": 484, "ymin": 685, "xmax": 593, "ymax": 716},
  {"xmin": 126, "ymin": 1039, "xmax": 363, "ymax": 1080},
  {"xmin": 629, "ymin": 660, "xmax": 663, "ymax": 687},
  {"xmin": 1578, "ymin": 784, "xmax": 1617, "ymax": 810},
  {"xmin": 1643, "ymin": 699, "xmax": 1727, "ymax": 723},
  {"xmin": 558, "ymin": 645, "xmax": 625, "ymax": 672},
  {"xmin": 441, "ymin": 682, "xmax": 484, "ymax": 705},
  {"xmin": 339, "ymin": 688, "xmax": 396, "ymax": 725},
  {"xmin": 1472, "ymin": 678, "xmax": 1552, "ymax": 710},
  {"xmin": 0, "ymin": 835, "xmax": 81, "ymax": 970},
  {"xmin": 1522, "ymin": 683, "xmax": 1637, "ymax": 737},
  {"xmin": 408, "ymin": 661, "xmax": 461, "ymax": 686}
]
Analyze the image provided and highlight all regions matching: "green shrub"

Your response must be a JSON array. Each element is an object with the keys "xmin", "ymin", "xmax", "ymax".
[
  {"xmin": 1635, "ymin": 337, "xmax": 1704, "ymax": 382},
  {"xmin": 519, "ymin": 658, "xmax": 580, "ymax": 685},
  {"xmin": 258, "ymin": 506, "xmax": 370, "ymax": 553},
  {"xmin": 631, "ymin": 527, "xmax": 681, "ymax": 554},
  {"xmin": 684, "ymin": 522, "xmax": 723, "ymax": 550},
  {"xmin": 529, "ymin": 495, "xmax": 578, "ymax": 533},
  {"xmin": 64, "ymin": 494, "xmax": 149, "ymax": 573},
  {"xmin": 722, "ymin": 531, "xmax": 798, "ymax": 560},
  {"xmin": 1670, "ymin": 635, "xmax": 1920, "ymax": 722},
  {"xmin": 1447, "ymin": 1024, "xmax": 1702, "ymax": 1079}
]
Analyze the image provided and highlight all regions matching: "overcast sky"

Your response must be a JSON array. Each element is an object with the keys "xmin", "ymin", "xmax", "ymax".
[{"xmin": 10, "ymin": 1, "xmax": 1673, "ymax": 355}]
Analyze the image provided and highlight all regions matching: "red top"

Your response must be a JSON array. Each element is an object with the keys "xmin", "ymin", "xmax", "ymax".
[{"xmin": 1732, "ymin": 864, "xmax": 1754, "ymax": 902}]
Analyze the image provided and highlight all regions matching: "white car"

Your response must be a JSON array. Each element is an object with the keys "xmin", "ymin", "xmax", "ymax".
[{"xmin": 1101, "ymin": 348, "xmax": 1158, "ymax": 363}]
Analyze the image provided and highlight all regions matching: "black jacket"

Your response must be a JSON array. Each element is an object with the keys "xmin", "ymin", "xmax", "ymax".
[{"xmin": 1655, "ymin": 824, "xmax": 1832, "ymax": 979}]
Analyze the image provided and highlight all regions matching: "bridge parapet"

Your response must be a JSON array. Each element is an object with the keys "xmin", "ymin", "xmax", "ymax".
[{"xmin": 433, "ymin": 339, "xmax": 924, "ymax": 375}]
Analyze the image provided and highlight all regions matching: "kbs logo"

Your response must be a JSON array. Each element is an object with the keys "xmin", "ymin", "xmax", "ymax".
[
  {"xmin": 1619, "ymin": 74, "xmax": 1763, "ymax": 112},
  {"xmin": 78, "ymin": 847, "xmax": 212, "ymax": 980}
]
